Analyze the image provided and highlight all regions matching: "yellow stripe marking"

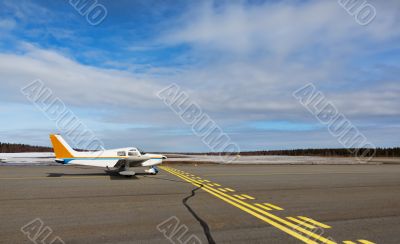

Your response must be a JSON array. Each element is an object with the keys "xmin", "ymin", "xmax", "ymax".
[
  {"xmin": 204, "ymin": 172, "xmax": 376, "ymax": 177},
  {"xmin": 207, "ymin": 183, "xmax": 215, "ymax": 187},
  {"xmin": 161, "ymin": 167, "xmax": 319, "ymax": 244},
  {"xmin": 298, "ymin": 216, "xmax": 331, "ymax": 229},
  {"xmin": 164, "ymin": 167, "xmax": 375, "ymax": 244},
  {"xmin": 255, "ymin": 203, "xmax": 272, "ymax": 211},
  {"xmin": 358, "ymin": 240, "xmax": 375, "ymax": 244},
  {"xmin": 234, "ymin": 194, "xmax": 246, "ymax": 200},
  {"xmin": 213, "ymin": 183, "xmax": 221, "ymax": 187},
  {"xmin": 287, "ymin": 217, "xmax": 317, "ymax": 229},
  {"xmin": 225, "ymin": 188, "xmax": 235, "ymax": 192},
  {"xmin": 241, "ymin": 194, "xmax": 255, "ymax": 200},
  {"xmin": 160, "ymin": 166, "xmax": 335, "ymax": 244},
  {"xmin": 264, "ymin": 203, "xmax": 284, "ymax": 211},
  {"xmin": 163, "ymin": 166, "xmax": 336, "ymax": 243}
]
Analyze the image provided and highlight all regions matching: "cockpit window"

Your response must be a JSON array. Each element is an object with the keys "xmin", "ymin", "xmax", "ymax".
[
  {"xmin": 117, "ymin": 151, "xmax": 126, "ymax": 156},
  {"xmin": 128, "ymin": 151, "xmax": 139, "ymax": 156},
  {"xmin": 137, "ymin": 148, "xmax": 146, "ymax": 155}
]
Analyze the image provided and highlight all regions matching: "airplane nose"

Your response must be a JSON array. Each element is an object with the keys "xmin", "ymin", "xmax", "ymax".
[{"xmin": 162, "ymin": 155, "xmax": 167, "ymax": 159}]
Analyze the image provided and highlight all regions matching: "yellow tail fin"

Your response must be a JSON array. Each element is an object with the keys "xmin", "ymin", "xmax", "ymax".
[{"xmin": 49, "ymin": 134, "xmax": 76, "ymax": 158}]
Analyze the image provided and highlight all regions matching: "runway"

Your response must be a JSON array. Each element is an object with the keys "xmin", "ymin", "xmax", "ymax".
[{"xmin": 0, "ymin": 164, "xmax": 399, "ymax": 244}]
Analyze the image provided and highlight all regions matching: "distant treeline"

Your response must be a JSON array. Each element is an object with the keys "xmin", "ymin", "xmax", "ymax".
[
  {"xmin": 186, "ymin": 147, "xmax": 400, "ymax": 157},
  {"xmin": 238, "ymin": 148, "xmax": 400, "ymax": 157},
  {"xmin": 1, "ymin": 141, "xmax": 399, "ymax": 157},
  {"xmin": 0, "ymin": 142, "xmax": 52, "ymax": 153}
]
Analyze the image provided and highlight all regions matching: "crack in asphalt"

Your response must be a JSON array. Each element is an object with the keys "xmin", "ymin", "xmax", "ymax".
[{"xmin": 183, "ymin": 185, "xmax": 216, "ymax": 244}]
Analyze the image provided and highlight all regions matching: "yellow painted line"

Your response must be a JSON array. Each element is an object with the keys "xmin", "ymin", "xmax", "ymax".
[
  {"xmin": 358, "ymin": 240, "xmax": 375, "ymax": 244},
  {"xmin": 160, "ymin": 166, "xmax": 335, "ymax": 244},
  {"xmin": 255, "ymin": 203, "xmax": 272, "ymax": 211},
  {"xmin": 160, "ymin": 166, "xmax": 319, "ymax": 244},
  {"xmin": 343, "ymin": 241, "xmax": 357, "ymax": 244},
  {"xmin": 218, "ymin": 188, "xmax": 227, "ymax": 192},
  {"xmin": 264, "ymin": 203, "xmax": 284, "ymax": 211},
  {"xmin": 162, "ymin": 166, "xmax": 336, "ymax": 244},
  {"xmin": 234, "ymin": 194, "xmax": 246, "ymax": 200},
  {"xmin": 203, "ymin": 180, "xmax": 211, "ymax": 183},
  {"xmin": 287, "ymin": 217, "xmax": 317, "ymax": 229},
  {"xmin": 207, "ymin": 183, "xmax": 215, "ymax": 187},
  {"xmin": 298, "ymin": 216, "xmax": 331, "ymax": 229},
  {"xmin": 225, "ymin": 188, "xmax": 235, "ymax": 192},
  {"xmin": 204, "ymin": 172, "xmax": 376, "ymax": 177},
  {"xmin": 214, "ymin": 183, "xmax": 221, "ymax": 187},
  {"xmin": 241, "ymin": 194, "xmax": 255, "ymax": 200}
]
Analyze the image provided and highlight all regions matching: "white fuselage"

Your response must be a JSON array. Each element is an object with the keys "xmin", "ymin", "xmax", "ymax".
[{"xmin": 59, "ymin": 147, "xmax": 164, "ymax": 168}]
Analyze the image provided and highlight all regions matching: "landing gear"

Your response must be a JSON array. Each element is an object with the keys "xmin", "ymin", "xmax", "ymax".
[
  {"xmin": 118, "ymin": 161, "xmax": 136, "ymax": 177},
  {"xmin": 145, "ymin": 166, "xmax": 159, "ymax": 175}
]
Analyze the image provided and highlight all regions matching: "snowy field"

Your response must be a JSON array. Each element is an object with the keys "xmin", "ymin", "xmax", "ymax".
[
  {"xmin": 164, "ymin": 154, "xmax": 400, "ymax": 165},
  {"xmin": 1, "ymin": 153, "xmax": 398, "ymax": 165}
]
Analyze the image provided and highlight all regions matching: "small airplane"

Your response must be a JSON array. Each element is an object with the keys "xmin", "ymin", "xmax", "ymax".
[{"xmin": 49, "ymin": 134, "xmax": 167, "ymax": 176}]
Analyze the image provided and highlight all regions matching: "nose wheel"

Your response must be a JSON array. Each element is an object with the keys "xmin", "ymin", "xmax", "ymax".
[
  {"xmin": 145, "ymin": 166, "xmax": 159, "ymax": 175},
  {"xmin": 153, "ymin": 166, "xmax": 159, "ymax": 174}
]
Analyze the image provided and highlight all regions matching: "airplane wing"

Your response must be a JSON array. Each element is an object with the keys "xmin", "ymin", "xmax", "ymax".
[
  {"xmin": 113, "ymin": 158, "xmax": 147, "ymax": 169},
  {"xmin": 0, "ymin": 152, "xmax": 55, "ymax": 163}
]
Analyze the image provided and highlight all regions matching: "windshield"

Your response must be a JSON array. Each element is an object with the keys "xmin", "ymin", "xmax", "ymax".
[{"xmin": 137, "ymin": 148, "xmax": 146, "ymax": 155}]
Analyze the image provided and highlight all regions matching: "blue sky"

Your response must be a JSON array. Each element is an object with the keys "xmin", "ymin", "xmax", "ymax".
[{"xmin": 0, "ymin": 0, "xmax": 399, "ymax": 151}]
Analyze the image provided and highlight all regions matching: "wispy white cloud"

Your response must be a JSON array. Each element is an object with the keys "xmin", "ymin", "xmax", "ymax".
[
  {"xmin": 157, "ymin": 0, "xmax": 400, "ymax": 121},
  {"xmin": 0, "ymin": 18, "xmax": 16, "ymax": 30},
  {"xmin": 162, "ymin": 0, "xmax": 400, "ymax": 59},
  {"xmin": 0, "ymin": 43, "xmax": 164, "ymax": 108}
]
